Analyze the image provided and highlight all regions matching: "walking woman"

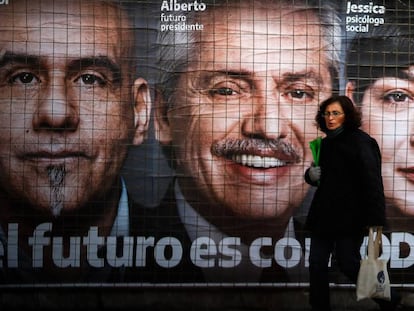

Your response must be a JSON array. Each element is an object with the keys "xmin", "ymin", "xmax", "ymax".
[{"xmin": 304, "ymin": 95, "xmax": 400, "ymax": 311}]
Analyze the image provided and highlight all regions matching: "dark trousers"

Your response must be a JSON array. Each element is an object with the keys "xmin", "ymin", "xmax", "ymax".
[
  {"xmin": 309, "ymin": 233, "xmax": 400, "ymax": 311},
  {"xmin": 309, "ymin": 233, "xmax": 363, "ymax": 311}
]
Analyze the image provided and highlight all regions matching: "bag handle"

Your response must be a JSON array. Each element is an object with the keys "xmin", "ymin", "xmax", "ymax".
[{"xmin": 368, "ymin": 226, "xmax": 383, "ymax": 260}]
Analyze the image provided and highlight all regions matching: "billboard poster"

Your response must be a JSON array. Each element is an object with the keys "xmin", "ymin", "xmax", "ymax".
[{"xmin": 0, "ymin": 0, "xmax": 414, "ymax": 291}]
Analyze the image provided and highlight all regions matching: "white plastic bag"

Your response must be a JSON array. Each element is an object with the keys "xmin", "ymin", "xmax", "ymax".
[{"xmin": 356, "ymin": 227, "xmax": 391, "ymax": 301}]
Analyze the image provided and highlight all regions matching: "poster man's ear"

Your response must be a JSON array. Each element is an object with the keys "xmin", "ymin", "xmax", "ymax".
[
  {"xmin": 154, "ymin": 88, "xmax": 173, "ymax": 145},
  {"xmin": 345, "ymin": 81, "xmax": 355, "ymax": 99},
  {"xmin": 132, "ymin": 78, "xmax": 151, "ymax": 145}
]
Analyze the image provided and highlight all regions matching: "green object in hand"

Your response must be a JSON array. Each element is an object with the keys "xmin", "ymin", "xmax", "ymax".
[{"xmin": 309, "ymin": 137, "xmax": 322, "ymax": 166}]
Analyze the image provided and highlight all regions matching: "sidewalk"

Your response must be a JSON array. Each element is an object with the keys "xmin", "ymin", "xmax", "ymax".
[{"xmin": 1, "ymin": 286, "xmax": 414, "ymax": 310}]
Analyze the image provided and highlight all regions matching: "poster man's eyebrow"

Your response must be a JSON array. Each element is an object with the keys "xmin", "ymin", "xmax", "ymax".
[
  {"xmin": 0, "ymin": 51, "xmax": 43, "ymax": 68},
  {"xmin": 66, "ymin": 56, "xmax": 122, "ymax": 84},
  {"xmin": 194, "ymin": 70, "xmax": 255, "ymax": 85},
  {"xmin": 198, "ymin": 69, "xmax": 325, "ymax": 81},
  {"xmin": 282, "ymin": 71, "xmax": 325, "ymax": 85},
  {"xmin": 194, "ymin": 69, "xmax": 252, "ymax": 78}
]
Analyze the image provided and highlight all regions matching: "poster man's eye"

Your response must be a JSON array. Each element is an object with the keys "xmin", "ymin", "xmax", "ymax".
[
  {"xmin": 9, "ymin": 72, "xmax": 39, "ymax": 84},
  {"xmin": 287, "ymin": 89, "xmax": 314, "ymax": 100},
  {"xmin": 210, "ymin": 87, "xmax": 236, "ymax": 96},
  {"xmin": 79, "ymin": 74, "xmax": 105, "ymax": 86}
]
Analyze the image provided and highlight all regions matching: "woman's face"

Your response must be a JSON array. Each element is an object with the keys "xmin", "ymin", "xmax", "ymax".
[
  {"xmin": 323, "ymin": 102, "xmax": 346, "ymax": 131},
  {"xmin": 359, "ymin": 68, "xmax": 414, "ymax": 216}
]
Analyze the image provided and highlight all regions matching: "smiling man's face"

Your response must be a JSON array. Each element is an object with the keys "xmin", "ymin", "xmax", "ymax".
[
  {"xmin": 0, "ymin": 0, "xmax": 135, "ymax": 216},
  {"xmin": 157, "ymin": 6, "xmax": 332, "ymax": 221}
]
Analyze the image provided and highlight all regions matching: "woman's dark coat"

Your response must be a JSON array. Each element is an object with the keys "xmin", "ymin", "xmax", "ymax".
[{"xmin": 305, "ymin": 128, "xmax": 386, "ymax": 236}]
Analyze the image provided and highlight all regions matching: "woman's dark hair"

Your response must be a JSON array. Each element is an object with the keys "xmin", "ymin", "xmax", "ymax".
[{"xmin": 315, "ymin": 95, "xmax": 361, "ymax": 132}]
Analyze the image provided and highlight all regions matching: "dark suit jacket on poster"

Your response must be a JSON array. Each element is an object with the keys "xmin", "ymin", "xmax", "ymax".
[
  {"xmin": 0, "ymin": 181, "xmax": 309, "ymax": 285},
  {"xmin": 0, "ymin": 191, "xmax": 151, "ymax": 285},
  {"xmin": 127, "ymin": 183, "xmax": 205, "ymax": 284},
  {"xmin": 127, "ymin": 180, "xmax": 307, "ymax": 285}
]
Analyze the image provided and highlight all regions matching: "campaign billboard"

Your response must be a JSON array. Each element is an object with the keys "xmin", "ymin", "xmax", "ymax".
[{"xmin": 0, "ymin": 0, "xmax": 413, "ymax": 289}]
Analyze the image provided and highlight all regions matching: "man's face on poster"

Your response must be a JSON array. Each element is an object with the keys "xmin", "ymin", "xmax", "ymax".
[
  {"xmin": 358, "ymin": 66, "xmax": 414, "ymax": 216},
  {"xmin": 159, "ymin": 7, "xmax": 333, "ymax": 220},
  {"xmin": 0, "ymin": 0, "xmax": 136, "ymax": 216}
]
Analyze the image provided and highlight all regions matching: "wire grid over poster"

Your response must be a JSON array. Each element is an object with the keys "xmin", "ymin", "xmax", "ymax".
[{"xmin": 0, "ymin": 0, "xmax": 413, "ymax": 289}]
